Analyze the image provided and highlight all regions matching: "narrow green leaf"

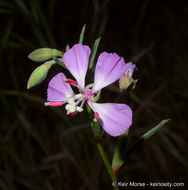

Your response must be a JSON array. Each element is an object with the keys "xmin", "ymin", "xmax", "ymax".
[
  {"xmin": 27, "ymin": 60, "xmax": 56, "ymax": 89},
  {"xmin": 125, "ymin": 119, "xmax": 170, "ymax": 159},
  {"xmin": 79, "ymin": 24, "xmax": 86, "ymax": 44},
  {"xmin": 142, "ymin": 119, "xmax": 170, "ymax": 140},
  {"xmin": 28, "ymin": 48, "xmax": 63, "ymax": 62},
  {"xmin": 112, "ymin": 119, "xmax": 170, "ymax": 170},
  {"xmin": 89, "ymin": 37, "xmax": 101, "ymax": 69}
]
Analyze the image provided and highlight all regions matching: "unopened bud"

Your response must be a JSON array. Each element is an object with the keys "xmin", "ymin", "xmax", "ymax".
[
  {"xmin": 27, "ymin": 60, "xmax": 56, "ymax": 89},
  {"xmin": 119, "ymin": 73, "xmax": 134, "ymax": 91},
  {"xmin": 28, "ymin": 48, "xmax": 63, "ymax": 62},
  {"xmin": 119, "ymin": 62, "xmax": 137, "ymax": 91}
]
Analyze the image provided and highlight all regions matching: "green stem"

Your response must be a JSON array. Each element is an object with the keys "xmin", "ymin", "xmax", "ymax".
[
  {"xmin": 96, "ymin": 142, "xmax": 118, "ymax": 190},
  {"xmin": 86, "ymin": 105, "xmax": 118, "ymax": 189}
]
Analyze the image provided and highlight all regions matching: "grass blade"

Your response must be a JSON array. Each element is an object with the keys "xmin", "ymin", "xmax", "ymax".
[
  {"xmin": 125, "ymin": 119, "xmax": 170, "ymax": 159},
  {"xmin": 79, "ymin": 24, "xmax": 86, "ymax": 44},
  {"xmin": 89, "ymin": 37, "xmax": 101, "ymax": 69},
  {"xmin": 112, "ymin": 119, "xmax": 170, "ymax": 170}
]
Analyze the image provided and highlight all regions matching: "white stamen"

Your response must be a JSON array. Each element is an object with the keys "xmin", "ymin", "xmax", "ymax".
[
  {"xmin": 66, "ymin": 94, "xmax": 72, "ymax": 99},
  {"xmin": 76, "ymin": 106, "xmax": 83, "ymax": 112},
  {"xmin": 65, "ymin": 93, "xmax": 87, "ymax": 114},
  {"xmin": 68, "ymin": 98, "xmax": 75, "ymax": 105},
  {"xmin": 75, "ymin": 94, "xmax": 83, "ymax": 99},
  {"xmin": 65, "ymin": 104, "xmax": 71, "ymax": 110},
  {"xmin": 69, "ymin": 105, "xmax": 76, "ymax": 113}
]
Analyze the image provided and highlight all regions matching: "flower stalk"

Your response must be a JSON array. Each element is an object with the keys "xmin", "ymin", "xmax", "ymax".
[{"xmin": 96, "ymin": 142, "xmax": 119, "ymax": 190}]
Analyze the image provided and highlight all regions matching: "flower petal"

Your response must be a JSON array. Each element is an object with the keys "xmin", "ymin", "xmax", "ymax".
[
  {"xmin": 88, "ymin": 102, "xmax": 132, "ymax": 137},
  {"xmin": 47, "ymin": 72, "xmax": 73, "ymax": 101},
  {"xmin": 92, "ymin": 52, "xmax": 126, "ymax": 93},
  {"xmin": 63, "ymin": 44, "xmax": 91, "ymax": 89}
]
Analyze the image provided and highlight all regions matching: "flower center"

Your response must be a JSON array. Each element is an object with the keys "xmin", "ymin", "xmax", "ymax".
[
  {"xmin": 65, "ymin": 92, "xmax": 88, "ymax": 115},
  {"xmin": 65, "ymin": 83, "xmax": 97, "ymax": 115}
]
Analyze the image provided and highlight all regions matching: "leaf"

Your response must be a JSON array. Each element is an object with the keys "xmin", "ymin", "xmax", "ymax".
[
  {"xmin": 79, "ymin": 24, "xmax": 86, "ymax": 44},
  {"xmin": 27, "ymin": 60, "xmax": 56, "ymax": 89},
  {"xmin": 89, "ymin": 37, "xmax": 101, "ymax": 69},
  {"xmin": 125, "ymin": 119, "xmax": 170, "ymax": 159},
  {"xmin": 112, "ymin": 119, "xmax": 170, "ymax": 170},
  {"xmin": 28, "ymin": 48, "xmax": 63, "ymax": 62}
]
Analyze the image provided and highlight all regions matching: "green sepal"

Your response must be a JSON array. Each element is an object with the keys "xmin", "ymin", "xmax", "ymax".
[
  {"xmin": 27, "ymin": 60, "xmax": 56, "ymax": 89},
  {"xmin": 54, "ymin": 58, "xmax": 66, "ymax": 69},
  {"xmin": 28, "ymin": 48, "xmax": 63, "ymax": 62},
  {"xmin": 79, "ymin": 24, "xmax": 86, "ymax": 44},
  {"xmin": 86, "ymin": 104, "xmax": 103, "ymax": 141},
  {"xmin": 91, "ymin": 90, "xmax": 101, "ymax": 102},
  {"xmin": 92, "ymin": 121, "xmax": 103, "ymax": 141},
  {"xmin": 89, "ymin": 37, "xmax": 101, "ymax": 70},
  {"xmin": 112, "ymin": 132, "xmax": 128, "ymax": 170}
]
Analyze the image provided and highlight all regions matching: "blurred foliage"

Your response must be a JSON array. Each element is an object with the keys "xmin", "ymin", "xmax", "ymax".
[{"xmin": 0, "ymin": 0, "xmax": 187, "ymax": 189}]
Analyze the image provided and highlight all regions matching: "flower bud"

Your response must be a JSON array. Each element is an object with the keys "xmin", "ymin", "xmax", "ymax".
[
  {"xmin": 119, "ymin": 62, "xmax": 137, "ymax": 91},
  {"xmin": 28, "ymin": 48, "xmax": 63, "ymax": 62},
  {"xmin": 119, "ymin": 73, "xmax": 134, "ymax": 91},
  {"xmin": 27, "ymin": 60, "xmax": 55, "ymax": 89}
]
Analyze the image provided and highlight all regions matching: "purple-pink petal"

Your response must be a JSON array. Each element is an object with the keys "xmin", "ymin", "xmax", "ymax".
[
  {"xmin": 92, "ymin": 52, "xmax": 126, "ymax": 93},
  {"xmin": 88, "ymin": 102, "xmax": 132, "ymax": 137},
  {"xmin": 47, "ymin": 72, "xmax": 73, "ymax": 102},
  {"xmin": 125, "ymin": 62, "xmax": 137, "ymax": 71},
  {"xmin": 63, "ymin": 44, "xmax": 91, "ymax": 89}
]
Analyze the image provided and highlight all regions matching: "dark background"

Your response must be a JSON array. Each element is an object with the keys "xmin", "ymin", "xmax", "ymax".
[{"xmin": 0, "ymin": 0, "xmax": 187, "ymax": 189}]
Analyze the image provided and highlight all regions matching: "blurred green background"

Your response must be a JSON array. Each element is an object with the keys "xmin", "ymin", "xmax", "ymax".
[{"xmin": 0, "ymin": 0, "xmax": 187, "ymax": 189}]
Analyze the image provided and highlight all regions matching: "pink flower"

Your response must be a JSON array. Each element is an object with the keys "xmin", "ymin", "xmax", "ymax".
[{"xmin": 45, "ymin": 44, "xmax": 132, "ymax": 137}]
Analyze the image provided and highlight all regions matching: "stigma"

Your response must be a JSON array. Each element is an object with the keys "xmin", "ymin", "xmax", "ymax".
[{"xmin": 44, "ymin": 101, "xmax": 64, "ymax": 107}]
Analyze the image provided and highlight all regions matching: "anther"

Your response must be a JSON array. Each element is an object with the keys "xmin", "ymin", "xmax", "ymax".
[
  {"xmin": 64, "ymin": 78, "xmax": 78, "ymax": 87},
  {"xmin": 75, "ymin": 94, "xmax": 83, "ymax": 99},
  {"xmin": 65, "ymin": 104, "xmax": 71, "ymax": 110},
  {"xmin": 44, "ymin": 101, "xmax": 64, "ymax": 107},
  {"xmin": 76, "ymin": 106, "xmax": 83, "ymax": 112},
  {"xmin": 93, "ymin": 112, "xmax": 99, "ymax": 122},
  {"xmin": 66, "ymin": 94, "xmax": 72, "ymax": 99}
]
